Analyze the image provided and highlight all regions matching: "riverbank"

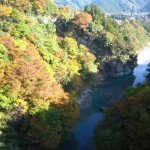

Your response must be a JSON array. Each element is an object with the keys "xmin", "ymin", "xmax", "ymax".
[
  {"xmin": 58, "ymin": 44, "xmax": 150, "ymax": 150},
  {"xmin": 77, "ymin": 80, "xmax": 112, "ymax": 105},
  {"xmin": 77, "ymin": 42, "xmax": 150, "ymax": 105}
]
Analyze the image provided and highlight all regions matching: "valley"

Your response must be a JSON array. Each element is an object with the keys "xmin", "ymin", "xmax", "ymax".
[{"xmin": 0, "ymin": 1, "xmax": 150, "ymax": 150}]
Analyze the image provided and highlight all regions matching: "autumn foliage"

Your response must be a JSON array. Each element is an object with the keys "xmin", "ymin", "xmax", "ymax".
[
  {"xmin": 0, "ymin": 23, "xmax": 80, "ymax": 149},
  {"xmin": 0, "ymin": 4, "xmax": 13, "ymax": 17},
  {"xmin": 0, "ymin": 0, "xmax": 53, "ymax": 14},
  {"xmin": 94, "ymin": 82, "xmax": 150, "ymax": 150},
  {"xmin": 0, "ymin": 1, "xmax": 149, "ymax": 150},
  {"xmin": 72, "ymin": 12, "xmax": 93, "ymax": 29}
]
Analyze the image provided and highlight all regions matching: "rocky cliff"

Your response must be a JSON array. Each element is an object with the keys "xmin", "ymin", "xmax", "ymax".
[{"xmin": 56, "ymin": 20, "xmax": 138, "ymax": 80}]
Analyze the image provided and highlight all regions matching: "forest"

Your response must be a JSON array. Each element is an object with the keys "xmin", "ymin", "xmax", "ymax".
[{"xmin": 0, "ymin": 0, "xmax": 149, "ymax": 150}]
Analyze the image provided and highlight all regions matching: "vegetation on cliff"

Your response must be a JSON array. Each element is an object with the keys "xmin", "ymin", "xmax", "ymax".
[
  {"xmin": 0, "ymin": 1, "xmax": 149, "ymax": 149},
  {"xmin": 58, "ymin": 5, "xmax": 149, "ymax": 76},
  {"xmin": 0, "ymin": 1, "xmax": 98, "ymax": 149}
]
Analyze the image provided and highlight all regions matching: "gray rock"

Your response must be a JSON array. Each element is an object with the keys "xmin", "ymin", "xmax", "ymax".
[
  {"xmin": 116, "ymin": 63, "xmax": 124, "ymax": 72},
  {"xmin": 83, "ymin": 89, "xmax": 92, "ymax": 94},
  {"xmin": 99, "ymin": 63, "xmax": 105, "ymax": 70}
]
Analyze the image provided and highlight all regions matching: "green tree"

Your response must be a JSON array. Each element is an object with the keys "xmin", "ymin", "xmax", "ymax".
[{"xmin": 12, "ymin": 22, "xmax": 30, "ymax": 38}]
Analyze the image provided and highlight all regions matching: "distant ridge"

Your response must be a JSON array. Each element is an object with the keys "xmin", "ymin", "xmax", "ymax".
[
  {"xmin": 144, "ymin": 1, "xmax": 150, "ymax": 11},
  {"xmin": 54, "ymin": 0, "xmax": 95, "ymax": 10},
  {"xmin": 54, "ymin": 0, "xmax": 150, "ymax": 12}
]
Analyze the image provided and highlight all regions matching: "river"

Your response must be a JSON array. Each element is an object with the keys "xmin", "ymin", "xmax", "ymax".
[{"xmin": 57, "ymin": 44, "xmax": 150, "ymax": 150}]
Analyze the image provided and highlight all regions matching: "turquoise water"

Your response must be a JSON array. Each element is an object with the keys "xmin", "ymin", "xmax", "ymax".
[{"xmin": 57, "ymin": 45, "xmax": 150, "ymax": 150}]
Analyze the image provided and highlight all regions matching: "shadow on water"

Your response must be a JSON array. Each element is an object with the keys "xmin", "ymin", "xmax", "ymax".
[{"xmin": 57, "ymin": 74, "xmax": 135, "ymax": 150}]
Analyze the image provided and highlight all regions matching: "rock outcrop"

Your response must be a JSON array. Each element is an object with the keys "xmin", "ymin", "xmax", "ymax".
[
  {"xmin": 56, "ymin": 20, "xmax": 138, "ymax": 79},
  {"xmin": 72, "ymin": 30, "xmax": 137, "ymax": 78}
]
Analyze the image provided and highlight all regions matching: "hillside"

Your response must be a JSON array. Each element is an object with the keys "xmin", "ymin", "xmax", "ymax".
[
  {"xmin": 0, "ymin": 1, "xmax": 149, "ymax": 150},
  {"xmin": 92, "ymin": 0, "xmax": 149, "ymax": 13},
  {"xmin": 54, "ymin": 0, "xmax": 150, "ymax": 12}
]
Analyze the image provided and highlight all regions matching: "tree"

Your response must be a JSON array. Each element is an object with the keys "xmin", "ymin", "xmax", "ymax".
[
  {"xmin": 72, "ymin": 12, "xmax": 92, "ymax": 29},
  {"xmin": 94, "ymin": 83, "xmax": 150, "ymax": 150},
  {"xmin": 54, "ymin": 6, "xmax": 72, "ymax": 20},
  {"xmin": 84, "ymin": 5, "xmax": 91, "ymax": 13},
  {"xmin": 12, "ymin": 22, "xmax": 30, "ymax": 38},
  {"xmin": 0, "ymin": 36, "xmax": 79, "ymax": 149},
  {"xmin": 60, "ymin": 37, "xmax": 78, "ymax": 59},
  {"xmin": 146, "ymin": 63, "xmax": 150, "ymax": 81},
  {"xmin": 0, "ymin": 4, "xmax": 13, "ymax": 18},
  {"xmin": 11, "ymin": 9, "xmax": 26, "ymax": 23}
]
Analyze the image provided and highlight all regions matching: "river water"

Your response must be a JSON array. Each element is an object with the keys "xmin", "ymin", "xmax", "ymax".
[{"xmin": 57, "ymin": 44, "xmax": 150, "ymax": 150}]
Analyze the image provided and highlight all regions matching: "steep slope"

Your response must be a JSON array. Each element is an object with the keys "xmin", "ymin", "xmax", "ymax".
[{"xmin": 0, "ymin": 1, "xmax": 149, "ymax": 150}]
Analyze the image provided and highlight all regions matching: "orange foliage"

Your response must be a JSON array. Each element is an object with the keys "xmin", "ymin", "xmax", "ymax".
[
  {"xmin": 0, "ymin": 36, "xmax": 40, "ymax": 60},
  {"xmin": 1, "ymin": 0, "xmax": 47, "ymax": 14},
  {"xmin": 33, "ymin": 0, "xmax": 46, "ymax": 14},
  {"xmin": 72, "ymin": 12, "xmax": 92, "ymax": 29},
  {"xmin": 0, "ymin": 4, "xmax": 13, "ymax": 17},
  {"xmin": 0, "ymin": 37, "xmax": 69, "ymax": 107},
  {"xmin": 11, "ymin": 0, "xmax": 31, "ymax": 12},
  {"xmin": 0, "ymin": 36, "xmax": 14, "ymax": 50},
  {"xmin": 0, "ymin": 34, "xmax": 79, "ymax": 149},
  {"xmin": 6, "ymin": 57, "xmax": 69, "ymax": 105}
]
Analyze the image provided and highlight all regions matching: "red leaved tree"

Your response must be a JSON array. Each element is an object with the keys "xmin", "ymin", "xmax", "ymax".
[{"xmin": 72, "ymin": 12, "xmax": 92, "ymax": 29}]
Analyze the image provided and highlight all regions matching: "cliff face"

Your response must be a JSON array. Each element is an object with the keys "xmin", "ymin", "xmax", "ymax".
[
  {"xmin": 55, "ymin": 3, "xmax": 150, "ymax": 82},
  {"xmin": 72, "ymin": 31, "xmax": 137, "ymax": 78},
  {"xmin": 56, "ymin": 20, "xmax": 138, "ymax": 79}
]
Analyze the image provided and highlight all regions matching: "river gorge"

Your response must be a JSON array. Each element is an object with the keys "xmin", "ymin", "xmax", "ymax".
[{"xmin": 58, "ymin": 44, "xmax": 150, "ymax": 150}]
